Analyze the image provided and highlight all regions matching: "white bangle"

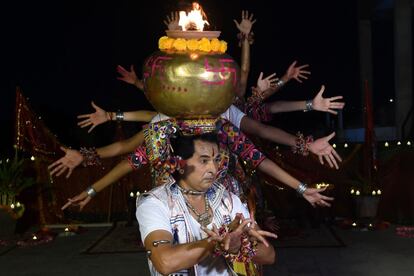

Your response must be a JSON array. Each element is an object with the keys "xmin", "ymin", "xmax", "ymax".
[
  {"xmin": 86, "ymin": 186, "xmax": 97, "ymax": 198},
  {"xmin": 296, "ymin": 182, "xmax": 307, "ymax": 196},
  {"xmin": 304, "ymin": 100, "xmax": 313, "ymax": 112}
]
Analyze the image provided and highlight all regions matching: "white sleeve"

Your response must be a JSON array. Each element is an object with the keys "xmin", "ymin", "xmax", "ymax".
[
  {"xmin": 220, "ymin": 105, "xmax": 246, "ymax": 129},
  {"xmin": 230, "ymin": 194, "xmax": 251, "ymax": 220},
  {"xmin": 150, "ymin": 113, "xmax": 171, "ymax": 123},
  {"xmin": 136, "ymin": 196, "xmax": 172, "ymax": 242}
]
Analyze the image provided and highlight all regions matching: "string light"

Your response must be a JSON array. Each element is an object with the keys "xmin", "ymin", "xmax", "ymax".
[
  {"xmin": 397, "ymin": 141, "xmax": 401, "ymax": 146},
  {"xmin": 407, "ymin": 141, "xmax": 412, "ymax": 146},
  {"xmin": 377, "ymin": 189, "xmax": 382, "ymax": 195},
  {"xmin": 350, "ymin": 189, "xmax": 355, "ymax": 194},
  {"xmin": 352, "ymin": 222, "xmax": 357, "ymax": 227},
  {"xmin": 389, "ymin": 99, "xmax": 394, "ymax": 103},
  {"xmin": 129, "ymin": 192, "xmax": 134, "ymax": 198},
  {"xmin": 136, "ymin": 191, "xmax": 140, "ymax": 197},
  {"xmin": 30, "ymin": 156, "xmax": 35, "ymax": 161},
  {"xmin": 333, "ymin": 144, "xmax": 337, "ymax": 148},
  {"xmin": 355, "ymin": 190, "xmax": 360, "ymax": 196},
  {"xmin": 372, "ymin": 190, "xmax": 376, "ymax": 196},
  {"xmin": 64, "ymin": 227, "xmax": 69, "ymax": 232},
  {"xmin": 32, "ymin": 235, "xmax": 38, "ymax": 240},
  {"xmin": 344, "ymin": 143, "xmax": 349, "ymax": 148},
  {"xmin": 16, "ymin": 202, "xmax": 21, "ymax": 207},
  {"xmin": 10, "ymin": 203, "xmax": 15, "ymax": 209},
  {"xmin": 384, "ymin": 142, "xmax": 389, "ymax": 147}
]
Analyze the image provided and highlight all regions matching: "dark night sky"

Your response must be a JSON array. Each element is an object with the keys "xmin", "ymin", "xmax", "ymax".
[{"xmin": 3, "ymin": 0, "xmax": 368, "ymax": 155}]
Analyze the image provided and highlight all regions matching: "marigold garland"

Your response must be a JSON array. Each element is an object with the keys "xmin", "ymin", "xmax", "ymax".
[{"xmin": 158, "ymin": 36, "xmax": 227, "ymax": 53}]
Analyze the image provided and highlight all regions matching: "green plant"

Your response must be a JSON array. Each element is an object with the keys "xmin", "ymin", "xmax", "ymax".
[{"xmin": 0, "ymin": 153, "xmax": 35, "ymax": 205}]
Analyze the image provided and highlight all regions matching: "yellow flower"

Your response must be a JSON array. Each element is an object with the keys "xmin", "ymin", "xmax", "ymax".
[
  {"xmin": 173, "ymin": 38, "xmax": 187, "ymax": 51},
  {"xmin": 210, "ymin": 38, "xmax": 221, "ymax": 52},
  {"xmin": 187, "ymin": 39, "xmax": 199, "ymax": 51},
  {"xmin": 198, "ymin": 38, "xmax": 211, "ymax": 52},
  {"xmin": 159, "ymin": 36, "xmax": 174, "ymax": 50},
  {"xmin": 219, "ymin": 40, "xmax": 227, "ymax": 53}
]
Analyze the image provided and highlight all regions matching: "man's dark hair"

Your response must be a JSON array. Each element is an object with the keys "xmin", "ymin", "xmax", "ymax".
[{"xmin": 170, "ymin": 132, "xmax": 218, "ymax": 160}]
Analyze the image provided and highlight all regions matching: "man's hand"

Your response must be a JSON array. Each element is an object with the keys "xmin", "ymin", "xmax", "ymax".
[
  {"xmin": 77, "ymin": 101, "xmax": 109, "ymax": 133},
  {"xmin": 308, "ymin": 132, "xmax": 342, "ymax": 169},
  {"xmin": 312, "ymin": 85, "xmax": 345, "ymax": 115},
  {"xmin": 116, "ymin": 65, "xmax": 143, "ymax": 90},
  {"xmin": 163, "ymin": 11, "xmax": 180, "ymax": 31},
  {"xmin": 61, "ymin": 191, "xmax": 91, "ymax": 211},
  {"xmin": 233, "ymin": 10, "xmax": 256, "ymax": 35},
  {"xmin": 48, "ymin": 147, "xmax": 83, "ymax": 178},
  {"xmin": 284, "ymin": 61, "xmax": 311, "ymax": 83},
  {"xmin": 303, "ymin": 187, "xmax": 334, "ymax": 208}
]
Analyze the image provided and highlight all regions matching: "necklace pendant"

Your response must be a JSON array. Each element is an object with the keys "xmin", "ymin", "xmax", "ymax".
[{"xmin": 198, "ymin": 213, "xmax": 211, "ymax": 227}]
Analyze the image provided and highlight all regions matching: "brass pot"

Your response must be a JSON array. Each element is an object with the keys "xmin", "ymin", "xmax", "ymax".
[{"xmin": 143, "ymin": 51, "xmax": 240, "ymax": 119}]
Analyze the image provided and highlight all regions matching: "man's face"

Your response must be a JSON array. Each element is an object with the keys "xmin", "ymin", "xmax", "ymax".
[{"xmin": 179, "ymin": 140, "xmax": 220, "ymax": 192}]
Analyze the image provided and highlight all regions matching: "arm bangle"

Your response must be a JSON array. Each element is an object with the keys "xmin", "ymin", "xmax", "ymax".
[
  {"xmin": 276, "ymin": 79, "xmax": 284, "ymax": 88},
  {"xmin": 86, "ymin": 186, "xmax": 97, "ymax": 198},
  {"xmin": 115, "ymin": 111, "xmax": 124, "ymax": 121},
  {"xmin": 304, "ymin": 100, "xmax": 313, "ymax": 112},
  {"xmin": 296, "ymin": 182, "xmax": 308, "ymax": 196}
]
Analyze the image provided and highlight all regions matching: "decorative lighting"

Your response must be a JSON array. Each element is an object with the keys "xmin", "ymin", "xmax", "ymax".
[
  {"xmin": 136, "ymin": 191, "xmax": 140, "ymax": 197},
  {"xmin": 344, "ymin": 143, "xmax": 349, "ymax": 148},
  {"xmin": 129, "ymin": 192, "xmax": 134, "ymax": 198},
  {"xmin": 397, "ymin": 141, "xmax": 401, "ymax": 146},
  {"xmin": 389, "ymin": 98, "xmax": 394, "ymax": 103},
  {"xmin": 377, "ymin": 189, "xmax": 382, "ymax": 195},
  {"xmin": 64, "ymin": 227, "xmax": 69, "ymax": 232},
  {"xmin": 16, "ymin": 202, "xmax": 21, "ymax": 207},
  {"xmin": 32, "ymin": 235, "xmax": 38, "ymax": 240},
  {"xmin": 355, "ymin": 190, "xmax": 360, "ymax": 196},
  {"xmin": 333, "ymin": 144, "xmax": 337, "ymax": 148},
  {"xmin": 30, "ymin": 156, "xmax": 35, "ymax": 161},
  {"xmin": 350, "ymin": 189, "xmax": 355, "ymax": 194},
  {"xmin": 369, "ymin": 223, "xmax": 373, "ymax": 227},
  {"xmin": 384, "ymin": 142, "xmax": 389, "ymax": 147},
  {"xmin": 352, "ymin": 222, "xmax": 357, "ymax": 227},
  {"xmin": 10, "ymin": 203, "xmax": 15, "ymax": 209},
  {"xmin": 407, "ymin": 141, "xmax": 412, "ymax": 146},
  {"xmin": 372, "ymin": 190, "xmax": 376, "ymax": 196}
]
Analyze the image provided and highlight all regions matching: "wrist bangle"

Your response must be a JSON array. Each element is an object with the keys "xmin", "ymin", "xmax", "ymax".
[
  {"xmin": 304, "ymin": 100, "xmax": 313, "ymax": 112},
  {"xmin": 115, "ymin": 111, "xmax": 124, "ymax": 121},
  {"xmin": 296, "ymin": 182, "xmax": 308, "ymax": 196},
  {"xmin": 86, "ymin": 186, "xmax": 97, "ymax": 198},
  {"xmin": 276, "ymin": 79, "xmax": 284, "ymax": 88}
]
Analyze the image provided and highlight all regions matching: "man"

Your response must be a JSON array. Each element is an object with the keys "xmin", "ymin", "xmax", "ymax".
[{"xmin": 136, "ymin": 132, "xmax": 276, "ymax": 275}]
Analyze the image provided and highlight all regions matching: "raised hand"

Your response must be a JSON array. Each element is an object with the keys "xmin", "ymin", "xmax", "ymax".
[
  {"xmin": 48, "ymin": 147, "xmax": 83, "ymax": 178},
  {"xmin": 116, "ymin": 65, "xmax": 143, "ymax": 90},
  {"xmin": 308, "ymin": 132, "xmax": 342, "ymax": 169},
  {"xmin": 303, "ymin": 187, "xmax": 334, "ymax": 208},
  {"xmin": 233, "ymin": 10, "xmax": 256, "ymax": 35},
  {"xmin": 256, "ymin": 72, "xmax": 278, "ymax": 94},
  {"xmin": 163, "ymin": 11, "xmax": 180, "ymax": 31},
  {"xmin": 77, "ymin": 101, "xmax": 109, "ymax": 133},
  {"xmin": 61, "ymin": 191, "xmax": 91, "ymax": 211},
  {"xmin": 312, "ymin": 85, "xmax": 345, "ymax": 115},
  {"xmin": 284, "ymin": 61, "xmax": 311, "ymax": 83}
]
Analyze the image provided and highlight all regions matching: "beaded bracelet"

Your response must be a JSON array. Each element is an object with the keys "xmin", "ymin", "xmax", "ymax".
[
  {"xmin": 79, "ymin": 147, "xmax": 102, "ymax": 167},
  {"xmin": 237, "ymin": 32, "xmax": 254, "ymax": 47},
  {"xmin": 291, "ymin": 132, "xmax": 314, "ymax": 156}
]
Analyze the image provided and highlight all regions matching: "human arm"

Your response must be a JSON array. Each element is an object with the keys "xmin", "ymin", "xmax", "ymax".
[
  {"xmin": 262, "ymin": 61, "xmax": 311, "ymax": 99},
  {"xmin": 77, "ymin": 101, "xmax": 156, "ymax": 133},
  {"xmin": 48, "ymin": 131, "xmax": 145, "ymax": 178},
  {"xmin": 116, "ymin": 65, "xmax": 144, "ymax": 90},
  {"xmin": 163, "ymin": 11, "xmax": 180, "ymax": 31},
  {"xmin": 234, "ymin": 10, "xmax": 256, "ymax": 99},
  {"xmin": 61, "ymin": 159, "xmax": 133, "ymax": 210},
  {"xmin": 240, "ymin": 116, "xmax": 341, "ymax": 169},
  {"xmin": 267, "ymin": 85, "xmax": 345, "ymax": 114}
]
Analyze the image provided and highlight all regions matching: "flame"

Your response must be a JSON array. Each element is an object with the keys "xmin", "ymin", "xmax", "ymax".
[{"xmin": 179, "ymin": 2, "xmax": 209, "ymax": 31}]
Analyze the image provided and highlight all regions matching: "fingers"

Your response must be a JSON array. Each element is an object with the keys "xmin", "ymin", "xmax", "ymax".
[
  {"xmin": 297, "ymin": 64, "xmax": 310, "ymax": 70},
  {"xmin": 88, "ymin": 124, "xmax": 97, "ymax": 133},
  {"xmin": 49, "ymin": 163, "xmax": 66, "ymax": 176},
  {"xmin": 65, "ymin": 168, "xmax": 73, "ymax": 179},
  {"xmin": 77, "ymin": 119, "xmax": 91, "ymax": 127},
  {"xmin": 327, "ymin": 109, "xmax": 338, "ymax": 115},
  {"xmin": 258, "ymin": 72, "xmax": 263, "ymax": 81},
  {"xmin": 48, "ymin": 159, "xmax": 62, "ymax": 170},
  {"xmin": 330, "ymin": 95, "xmax": 343, "ymax": 101},
  {"xmin": 242, "ymin": 10, "xmax": 246, "ymax": 19},
  {"xmin": 60, "ymin": 146, "xmax": 68, "ymax": 153},
  {"xmin": 332, "ymin": 149, "xmax": 342, "ymax": 162},
  {"xmin": 163, "ymin": 20, "xmax": 168, "ymax": 27},
  {"xmin": 251, "ymin": 19, "xmax": 257, "ymax": 25},
  {"xmin": 325, "ymin": 132, "xmax": 336, "ymax": 141},
  {"xmin": 116, "ymin": 65, "xmax": 127, "ymax": 74},
  {"xmin": 55, "ymin": 165, "xmax": 69, "ymax": 177},
  {"xmin": 317, "ymin": 85, "xmax": 326, "ymax": 96},
  {"xmin": 248, "ymin": 229, "xmax": 269, "ymax": 247},
  {"xmin": 328, "ymin": 153, "xmax": 339, "ymax": 169},
  {"xmin": 91, "ymin": 101, "xmax": 98, "ymax": 110},
  {"xmin": 289, "ymin": 60, "xmax": 297, "ymax": 68},
  {"xmin": 77, "ymin": 114, "xmax": 91, "ymax": 119},
  {"xmin": 249, "ymin": 13, "xmax": 254, "ymax": 21},
  {"xmin": 323, "ymin": 155, "xmax": 334, "ymax": 168},
  {"xmin": 265, "ymin": 73, "xmax": 277, "ymax": 80},
  {"xmin": 318, "ymin": 155, "xmax": 324, "ymax": 165},
  {"xmin": 61, "ymin": 200, "xmax": 72, "ymax": 210},
  {"xmin": 256, "ymin": 229, "xmax": 278, "ymax": 239}
]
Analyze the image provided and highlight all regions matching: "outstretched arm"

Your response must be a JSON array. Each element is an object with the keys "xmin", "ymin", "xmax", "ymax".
[
  {"xmin": 61, "ymin": 159, "xmax": 133, "ymax": 210},
  {"xmin": 234, "ymin": 10, "xmax": 256, "ymax": 99},
  {"xmin": 49, "ymin": 131, "xmax": 145, "ymax": 178},
  {"xmin": 239, "ymin": 114, "xmax": 341, "ymax": 169},
  {"xmin": 262, "ymin": 61, "xmax": 311, "ymax": 99},
  {"xmin": 77, "ymin": 101, "xmax": 156, "ymax": 133},
  {"xmin": 267, "ymin": 85, "xmax": 345, "ymax": 114}
]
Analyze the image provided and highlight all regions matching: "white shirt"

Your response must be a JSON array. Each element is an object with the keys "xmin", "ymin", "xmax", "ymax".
[
  {"xmin": 150, "ymin": 105, "xmax": 246, "ymax": 129},
  {"xmin": 136, "ymin": 193, "xmax": 250, "ymax": 276}
]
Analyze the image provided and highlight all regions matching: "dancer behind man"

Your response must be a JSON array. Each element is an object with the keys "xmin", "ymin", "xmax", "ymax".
[{"xmin": 136, "ymin": 131, "xmax": 276, "ymax": 275}]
